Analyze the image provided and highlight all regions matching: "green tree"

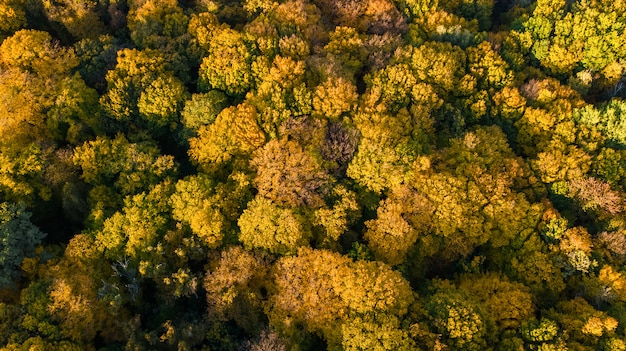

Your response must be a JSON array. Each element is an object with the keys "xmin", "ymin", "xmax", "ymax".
[
  {"xmin": 127, "ymin": 0, "xmax": 189, "ymax": 49},
  {"xmin": 425, "ymin": 284, "xmax": 488, "ymax": 351},
  {"xmin": 180, "ymin": 91, "xmax": 229, "ymax": 131},
  {"xmin": 247, "ymin": 55, "xmax": 312, "ymax": 137},
  {"xmin": 521, "ymin": 0, "xmax": 626, "ymax": 80},
  {"xmin": 72, "ymin": 135, "xmax": 177, "ymax": 227},
  {"xmin": 0, "ymin": 202, "xmax": 45, "ymax": 288},
  {"xmin": 197, "ymin": 25, "xmax": 256, "ymax": 97},
  {"xmin": 94, "ymin": 181, "xmax": 173, "ymax": 260}
]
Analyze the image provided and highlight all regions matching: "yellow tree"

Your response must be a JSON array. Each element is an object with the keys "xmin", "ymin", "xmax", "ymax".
[
  {"xmin": 204, "ymin": 246, "xmax": 270, "ymax": 334},
  {"xmin": 188, "ymin": 103, "xmax": 266, "ymax": 173},
  {"xmin": 268, "ymin": 248, "xmax": 415, "ymax": 349},
  {"xmin": 0, "ymin": 30, "xmax": 100, "ymax": 146},
  {"xmin": 0, "ymin": 0, "xmax": 26, "ymax": 39},
  {"xmin": 41, "ymin": 0, "xmax": 106, "ymax": 40},
  {"xmin": 250, "ymin": 139, "xmax": 329, "ymax": 208},
  {"xmin": 364, "ymin": 184, "xmax": 434, "ymax": 265},
  {"xmin": 238, "ymin": 196, "xmax": 311, "ymax": 255},
  {"xmin": 171, "ymin": 172, "xmax": 253, "ymax": 249}
]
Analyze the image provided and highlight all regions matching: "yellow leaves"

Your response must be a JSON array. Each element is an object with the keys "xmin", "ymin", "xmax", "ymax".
[
  {"xmin": 269, "ymin": 248, "xmax": 414, "ymax": 344},
  {"xmin": 581, "ymin": 316, "xmax": 617, "ymax": 336},
  {"xmin": 312, "ymin": 185, "xmax": 360, "ymax": 242},
  {"xmin": 170, "ymin": 175, "xmax": 227, "ymax": 248},
  {"xmin": 64, "ymin": 234, "xmax": 99, "ymax": 261},
  {"xmin": 251, "ymin": 139, "xmax": 328, "ymax": 208},
  {"xmin": 278, "ymin": 34, "xmax": 309, "ymax": 60},
  {"xmin": 425, "ymin": 289, "xmax": 487, "ymax": 350},
  {"xmin": 458, "ymin": 273, "xmax": 535, "ymax": 330},
  {"xmin": 533, "ymin": 142, "xmax": 591, "ymax": 183},
  {"xmin": 189, "ymin": 103, "xmax": 265, "ymax": 171},
  {"xmin": 42, "ymin": 0, "xmax": 105, "ymax": 40},
  {"xmin": 347, "ymin": 139, "xmax": 413, "ymax": 194},
  {"xmin": 598, "ymin": 265, "xmax": 626, "ymax": 301},
  {"xmin": 238, "ymin": 196, "xmax": 310, "ymax": 254},
  {"xmin": 365, "ymin": 185, "xmax": 433, "ymax": 265},
  {"xmin": 340, "ymin": 314, "xmax": 416, "ymax": 351},
  {"xmin": 312, "ymin": 77, "xmax": 358, "ymax": 121},
  {"xmin": 107, "ymin": 48, "xmax": 166, "ymax": 84},
  {"xmin": 137, "ymin": 74, "xmax": 189, "ymax": 129},
  {"xmin": 466, "ymin": 41, "xmax": 513, "ymax": 90},
  {"xmin": 49, "ymin": 279, "xmax": 87, "ymax": 315},
  {"xmin": 0, "ymin": 30, "xmax": 79, "ymax": 77},
  {"xmin": 0, "ymin": 0, "xmax": 26, "ymax": 35},
  {"xmin": 408, "ymin": 41, "xmax": 466, "ymax": 93}
]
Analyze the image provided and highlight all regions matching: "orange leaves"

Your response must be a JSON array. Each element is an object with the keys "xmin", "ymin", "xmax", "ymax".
[{"xmin": 251, "ymin": 139, "xmax": 328, "ymax": 208}]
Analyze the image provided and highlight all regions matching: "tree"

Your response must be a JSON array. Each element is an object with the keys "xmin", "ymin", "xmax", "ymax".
[
  {"xmin": 238, "ymin": 196, "xmax": 311, "ymax": 255},
  {"xmin": 73, "ymin": 35, "xmax": 120, "ymax": 92},
  {"xmin": 0, "ymin": 0, "xmax": 26, "ymax": 39},
  {"xmin": 247, "ymin": 55, "xmax": 312, "ymax": 137},
  {"xmin": 72, "ymin": 134, "xmax": 177, "ymax": 197},
  {"xmin": 521, "ymin": 0, "xmax": 626, "ymax": 80},
  {"xmin": 406, "ymin": 40, "xmax": 469, "ymax": 95},
  {"xmin": 0, "ymin": 30, "xmax": 100, "ymax": 146},
  {"xmin": 126, "ymin": 0, "xmax": 189, "ymax": 49},
  {"xmin": 424, "ymin": 284, "xmax": 488, "ymax": 351},
  {"xmin": 544, "ymin": 297, "xmax": 621, "ymax": 349},
  {"xmin": 267, "ymin": 248, "xmax": 415, "ymax": 348},
  {"xmin": 250, "ymin": 139, "xmax": 329, "ymax": 208},
  {"xmin": 188, "ymin": 102, "xmax": 266, "ymax": 173},
  {"xmin": 72, "ymin": 135, "xmax": 177, "ymax": 228},
  {"xmin": 204, "ymin": 246, "xmax": 270, "ymax": 333},
  {"xmin": 312, "ymin": 184, "xmax": 360, "ymax": 245},
  {"xmin": 457, "ymin": 273, "xmax": 535, "ymax": 331},
  {"xmin": 408, "ymin": 126, "xmax": 544, "ymax": 259},
  {"xmin": 171, "ymin": 172, "xmax": 253, "ymax": 249},
  {"xmin": 574, "ymin": 100, "xmax": 626, "ymax": 148},
  {"xmin": 347, "ymin": 109, "xmax": 419, "ymax": 194},
  {"xmin": 520, "ymin": 318, "xmax": 568, "ymax": 350},
  {"xmin": 364, "ymin": 184, "xmax": 434, "ymax": 265},
  {"xmin": 466, "ymin": 41, "xmax": 513, "ymax": 91},
  {"xmin": 312, "ymin": 76, "xmax": 358, "ymax": 121},
  {"xmin": 100, "ymin": 48, "xmax": 189, "ymax": 136},
  {"xmin": 180, "ymin": 91, "xmax": 229, "ymax": 131},
  {"xmin": 94, "ymin": 181, "xmax": 173, "ymax": 260},
  {"xmin": 197, "ymin": 25, "xmax": 256, "ymax": 97},
  {"xmin": 0, "ymin": 145, "xmax": 48, "ymax": 206},
  {"xmin": 340, "ymin": 313, "xmax": 416, "ymax": 351},
  {"xmin": 41, "ymin": 0, "xmax": 106, "ymax": 40},
  {"xmin": 320, "ymin": 121, "xmax": 360, "ymax": 176},
  {"xmin": 136, "ymin": 73, "xmax": 189, "ymax": 131},
  {"xmin": 0, "ymin": 202, "xmax": 45, "ymax": 288}
]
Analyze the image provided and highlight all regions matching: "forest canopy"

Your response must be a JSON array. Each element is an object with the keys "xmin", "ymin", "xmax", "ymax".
[{"xmin": 2, "ymin": 0, "xmax": 626, "ymax": 350}]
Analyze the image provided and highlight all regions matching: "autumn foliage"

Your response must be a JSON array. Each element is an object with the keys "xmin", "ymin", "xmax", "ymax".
[{"xmin": 2, "ymin": 0, "xmax": 626, "ymax": 350}]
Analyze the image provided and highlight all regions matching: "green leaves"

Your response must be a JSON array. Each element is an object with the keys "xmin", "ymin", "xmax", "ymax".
[{"xmin": 0, "ymin": 202, "xmax": 45, "ymax": 288}]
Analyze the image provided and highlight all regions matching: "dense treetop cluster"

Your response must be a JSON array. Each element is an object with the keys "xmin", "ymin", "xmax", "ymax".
[{"xmin": 2, "ymin": 0, "xmax": 626, "ymax": 349}]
